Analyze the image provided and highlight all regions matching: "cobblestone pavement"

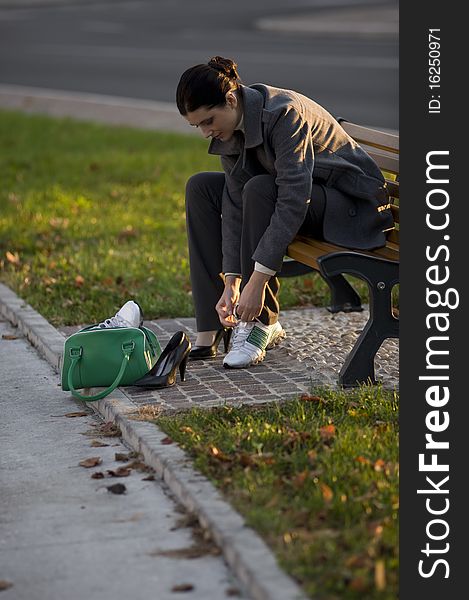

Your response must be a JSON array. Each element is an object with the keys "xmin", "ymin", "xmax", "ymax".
[{"xmin": 60, "ymin": 306, "xmax": 399, "ymax": 413}]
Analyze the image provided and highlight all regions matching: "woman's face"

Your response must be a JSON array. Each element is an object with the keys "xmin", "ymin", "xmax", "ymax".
[{"xmin": 184, "ymin": 91, "xmax": 241, "ymax": 142}]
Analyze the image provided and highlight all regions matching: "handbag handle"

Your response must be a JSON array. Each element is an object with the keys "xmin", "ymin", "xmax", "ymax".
[{"xmin": 67, "ymin": 341, "xmax": 135, "ymax": 402}]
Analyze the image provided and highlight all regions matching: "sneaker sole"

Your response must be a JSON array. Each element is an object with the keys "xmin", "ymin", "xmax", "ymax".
[
  {"xmin": 266, "ymin": 328, "xmax": 286, "ymax": 350},
  {"xmin": 223, "ymin": 351, "xmax": 266, "ymax": 369}
]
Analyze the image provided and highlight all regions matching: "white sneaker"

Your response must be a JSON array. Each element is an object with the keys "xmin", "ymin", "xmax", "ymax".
[
  {"xmin": 98, "ymin": 300, "xmax": 143, "ymax": 329},
  {"xmin": 223, "ymin": 321, "xmax": 286, "ymax": 369}
]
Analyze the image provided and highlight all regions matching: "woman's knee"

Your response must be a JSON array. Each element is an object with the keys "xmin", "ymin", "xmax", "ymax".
[
  {"xmin": 185, "ymin": 172, "xmax": 224, "ymax": 212},
  {"xmin": 242, "ymin": 175, "xmax": 277, "ymax": 206}
]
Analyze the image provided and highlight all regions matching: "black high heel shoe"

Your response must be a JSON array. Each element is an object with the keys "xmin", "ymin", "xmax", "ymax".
[
  {"xmin": 189, "ymin": 328, "xmax": 232, "ymax": 360},
  {"xmin": 133, "ymin": 331, "xmax": 191, "ymax": 388}
]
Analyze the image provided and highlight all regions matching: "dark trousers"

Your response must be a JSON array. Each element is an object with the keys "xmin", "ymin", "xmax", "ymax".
[{"xmin": 185, "ymin": 172, "xmax": 326, "ymax": 332}]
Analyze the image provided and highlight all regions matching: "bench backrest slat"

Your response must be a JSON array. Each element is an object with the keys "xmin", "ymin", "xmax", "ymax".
[
  {"xmin": 364, "ymin": 148, "xmax": 399, "ymax": 175},
  {"xmin": 340, "ymin": 121, "xmax": 399, "ymax": 154}
]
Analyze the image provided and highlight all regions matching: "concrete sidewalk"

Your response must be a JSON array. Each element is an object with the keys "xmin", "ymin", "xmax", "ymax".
[
  {"xmin": 0, "ymin": 317, "xmax": 247, "ymax": 600},
  {"xmin": 0, "ymin": 285, "xmax": 308, "ymax": 600}
]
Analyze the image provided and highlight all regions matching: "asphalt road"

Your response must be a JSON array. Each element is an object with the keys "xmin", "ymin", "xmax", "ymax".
[{"xmin": 0, "ymin": 0, "xmax": 398, "ymax": 129}]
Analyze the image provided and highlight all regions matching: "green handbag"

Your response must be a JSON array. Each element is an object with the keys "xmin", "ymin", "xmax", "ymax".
[{"xmin": 61, "ymin": 325, "xmax": 162, "ymax": 401}]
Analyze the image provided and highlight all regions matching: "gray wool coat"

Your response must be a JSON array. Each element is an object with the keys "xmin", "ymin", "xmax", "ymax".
[{"xmin": 208, "ymin": 83, "xmax": 394, "ymax": 274}]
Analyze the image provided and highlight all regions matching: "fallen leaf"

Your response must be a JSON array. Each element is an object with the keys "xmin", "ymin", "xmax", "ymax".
[
  {"xmin": 319, "ymin": 424, "xmax": 336, "ymax": 440},
  {"xmin": 151, "ymin": 543, "xmax": 220, "ymax": 559},
  {"xmin": 75, "ymin": 275, "xmax": 85, "ymax": 287},
  {"xmin": 294, "ymin": 470, "xmax": 311, "ymax": 488},
  {"xmin": 95, "ymin": 422, "xmax": 121, "ymax": 437},
  {"xmin": 0, "ymin": 580, "xmax": 13, "ymax": 591},
  {"xmin": 64, "ymin": 411, "xmax": 88, "ymax": 418},
  {"xmin": 6, "ymin": 251, "xmax": 20, "ymax": 265},
  {"xmin": 118, "ymin": 226, "xmax": 138, "ymax": 240},
  {"xmin": 356, "ymin": 455, "xmax": 371, "ymax": 465},
  {"xmin": 320, "ymin": 482, "xmax": 334, "ymax": 503},
  {"xmin": 348, "ymin": 577, "xmax": 368, "ymax": 592},
  {"xmin": 115, "ymin": 452, "xmax": 131, "ymax": 462},
  {"xmin": 300, "ymin": 394, "xmax": 323, "ymax": 403},
  {"xmin": 126, "ymin": 460, "xmax": 153, "ymax": 473},
  {"xmin": 142, "ymin": 475, "xmax": 155, "ymax": 481},
  {"xmin": 375, "ymin": 559, "xmax": 386, "ymax": 591},
  {"xmin": 106, "ymin": 467, "xmax": 131, "ymax": 478},
  {"xmin": 1, "ymin": 334, "xmax": 19, "ymax": 340},
  {"xmin": 79, "ymin": 457, "xmax": 102, "ymax": 468},
  {"xmin": 90, "ymin": 440, "xmax": 109, "ymax": 447},
  {"xmin": 171, "ymin": 583, "xmax": 194, "ymax": 592},
  {"xmin": 180, "ymin": 426, "xmax": 194, "ymax": 434},
  {"xmin": 161, "ymin": 437, "xmax": 173, "ymax": 445},
  {"xmin": 91, "ymin": 472, "xmax": 105, "ymax": 479},
  {"xmin": 225, "ymin": 587, "xmax": 242, "ymax": 597},
  {"xmin": 210, "ymin": 446, "xmax": 232, "ymax": 462},
  {"xmin": 374, "ymin": 459, "xmax": 385, "ymax": 472},
  {"xmin": 345, "ymin": 554, "xmax": 368, "ymax": 569},
  {"xmin": 106, "ymin": 483, "xmax": 126, "ymax": 495}
]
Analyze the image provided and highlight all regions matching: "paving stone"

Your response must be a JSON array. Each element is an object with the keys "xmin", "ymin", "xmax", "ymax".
[{"xmin": 58, "ymin": 305, "xmax": 398, "ymax": 413}]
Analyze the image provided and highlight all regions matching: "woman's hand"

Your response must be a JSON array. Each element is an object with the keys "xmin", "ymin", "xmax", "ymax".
[
  {"xmin": 236, "ymin": 271, "xmax": 270, "ymax": 322},
  {"xmin": 216, "ymin": 276, "xmax": 241, "ymax": 327}
]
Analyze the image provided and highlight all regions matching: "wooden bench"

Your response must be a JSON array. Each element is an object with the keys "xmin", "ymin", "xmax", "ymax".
[{"xmin": 281, "ymin": 120, "xmax": 399, "ymax": 387}]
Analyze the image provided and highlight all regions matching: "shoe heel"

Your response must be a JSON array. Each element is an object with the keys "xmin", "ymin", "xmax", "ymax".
[
  {"xmin": 179, "ymin": 354, "xmax": 189, "ymax": 382},
  {"xmin": 223, "ymin": 328, "xmax": 233, "ymax": 353}
]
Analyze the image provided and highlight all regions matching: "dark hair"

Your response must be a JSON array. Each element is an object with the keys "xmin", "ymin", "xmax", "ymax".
[{"xmin": 176, "ymin": 56, "xmax": 241, "ymax": 115}]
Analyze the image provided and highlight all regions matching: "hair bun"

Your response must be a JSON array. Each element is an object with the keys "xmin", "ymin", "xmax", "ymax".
[{"xmin": 208, "ymin": 56, "xmax": 240, "ymax": 81}]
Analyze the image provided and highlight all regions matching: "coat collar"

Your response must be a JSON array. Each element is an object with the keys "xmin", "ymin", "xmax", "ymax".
[{"xmin": 208, "ymin": 85, "xmax": 264, "ymax": 156}]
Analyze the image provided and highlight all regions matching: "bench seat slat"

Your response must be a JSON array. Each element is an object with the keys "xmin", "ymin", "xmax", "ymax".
[{"xmin": 287, "ymin": 235, "xmax": 399, "ymax": 271}]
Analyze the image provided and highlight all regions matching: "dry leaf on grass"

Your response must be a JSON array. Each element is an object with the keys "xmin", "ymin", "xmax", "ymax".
[
  {"xmin": 348, "ymin": 577, "xmax": 368, "ymax": 592},
  {"xmin": 319, "ymin": 424, "xmax": 336, "ymax": 440},
  {"xmin": 374, "ymin": 459, "xmax": 386, "ymax": 472},
  {"xmin": 79, "ymin": 457, "xmax": 102, "ymax": 468},
  {"xmin": 320, "ymin": 482, "xmax": 334, "ymax": 503},
  {"xmin": 300, "ymin": 394, "xmax": 324, "ymax": 403},
  {"xmin": 375, "ymin": 559, "xmax": 386, "ymax": 590},
  {"xmin": 6, "ymin": 251, "xmax": 20, "ymax": 265}
]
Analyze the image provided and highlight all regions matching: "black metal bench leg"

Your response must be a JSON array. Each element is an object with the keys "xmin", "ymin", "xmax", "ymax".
[
  {"xmin": 318, "ymin": 252, "xmax": 399, "ymax": 387},
  {"xmin": 339, "ymin": 298, "xmax": 398, "ymax": 387},
  {"xmin": 320, "ymin": 272, "xmax": 363, "ymax": 313}
]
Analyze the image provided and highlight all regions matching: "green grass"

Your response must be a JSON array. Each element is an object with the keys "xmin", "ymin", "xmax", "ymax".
[
  {"xmin": 0, "ymin": 109, "xmax": 338, "ymax": 326},
  {"xmin": 157, "ymin": 386, "xmax": 399, "ymax": 600}
]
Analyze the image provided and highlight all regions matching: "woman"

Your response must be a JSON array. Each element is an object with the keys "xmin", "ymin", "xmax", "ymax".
[{"xmin": 176, "ymin": 56, "xmax": 393, "ymax": 369}]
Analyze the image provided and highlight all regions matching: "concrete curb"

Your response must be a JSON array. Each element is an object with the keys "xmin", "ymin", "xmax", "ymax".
[
  {"xmin": 0, "ymin": 84, "xmax": 194, "ymax": 135},
  {"xmin": 0, "ymin": 283, "xmax": 307, "ymax": 600}
]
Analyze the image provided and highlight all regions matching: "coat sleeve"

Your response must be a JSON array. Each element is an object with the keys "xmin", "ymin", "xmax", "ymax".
[
  {"xmin": 220, "ymin": 156, "xmax": 243, "ymax": 274},
  {"xmin": 251, "ymin": 106, "xmax": 314, "ymax": 272}
]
